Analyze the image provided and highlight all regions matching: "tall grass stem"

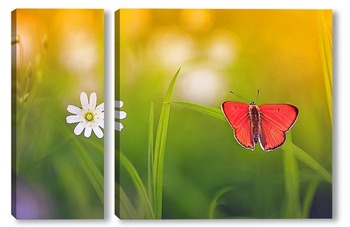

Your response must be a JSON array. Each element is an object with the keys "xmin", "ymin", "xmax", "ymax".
[
  {"xmin": 282, "ymin": 133, "xmax": 301, "ymax": 218},
  {"xmin": 120, "ymin": 152, "xmax": 154, "ymax": 218},
  {"xmin": 153, "ymin": 68, "xmax": 181, "ymax": 219}
]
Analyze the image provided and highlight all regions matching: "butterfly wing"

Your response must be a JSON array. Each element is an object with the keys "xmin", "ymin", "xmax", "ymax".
[
  {"xmin": 258, "ymin": 104, "xmax": 298, "ymax": 151},
  {"xmin": 221, "ymin": 101, "xmax": 254, "ymax": 150}
]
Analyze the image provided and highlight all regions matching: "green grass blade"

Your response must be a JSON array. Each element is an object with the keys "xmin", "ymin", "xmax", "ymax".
[
  {"xmin": 291, "ymin": 143, "xmax": 332, "ymax": 184},
  {"xmin": 282, "ymin": 133, "xmax": 301, "ymax": 218},
  {"xmin": 301, "ymin": 179, "xmax": 320, "ymax": 218},
  {"xmin": 208, "ymin": 186, "xmax": 236, "ymax": 219},
  {"xmin": 148, "ymin": 103, "xmax": 154, "ymax": 211},
  {"xmin": 117, "ymin": 184, "xmax": 138, "ymax": 219},
  {"xmin": 153, "ymin": 68, "xmax": 181, "ymax": 219},
  {"xmin": 172, "ymin": 101, "xmax": 225, "ymax": 121},
  {"xmin": 55, "ymin": 121, "xmax": 104, "ymax": 203},
  {"xmin": 318, "ymin": 11, "xmax": 332, "ymax": 125},
  {"xmin": 71, "ymin": 138, "xmax": 104, "ymax": 203},
  {"xmin": 120, "ymin": 152, "xmax": 154, "ymax": 219}
]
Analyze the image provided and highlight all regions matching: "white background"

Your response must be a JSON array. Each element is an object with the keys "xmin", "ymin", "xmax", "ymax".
[{"xmin": 0, "ymin": 0, "xmax": 346, "ymax": 226}]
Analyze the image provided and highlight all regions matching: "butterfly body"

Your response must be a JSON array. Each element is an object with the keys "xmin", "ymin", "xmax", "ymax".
[
  {"xmin": 248, "ymin": 103, "xmax": 261, "ymax": 144},
  {"xmin": 222, "ymin": 101, "xmax": 298, "ymax": 151}
]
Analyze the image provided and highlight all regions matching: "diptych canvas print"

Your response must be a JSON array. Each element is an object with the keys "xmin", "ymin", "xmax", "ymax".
[
  {"xmin": 11, "ymin": 9, "xmax": 104, "ymax": 219},
  {"xmin": 11, "ymin": 8, "xmax": 332, "ymax": 220},
  {"xmin": 115, "ymin": 9, "xmax": 332, "ymax": 219}
]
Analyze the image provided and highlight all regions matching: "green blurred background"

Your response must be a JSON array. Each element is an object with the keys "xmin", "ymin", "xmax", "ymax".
[
  {"xmin": 118, "ymin": 9, "xmax": 332, "ymax": 218},
  {"xmin": 12, "ymin": 9, "xmax": 104, "ymax": 219}
]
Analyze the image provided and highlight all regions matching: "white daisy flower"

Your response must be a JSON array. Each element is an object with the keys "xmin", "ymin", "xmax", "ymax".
[
  {"xmin": 115, "ymin": 100, "xmax": 127, "ymax": 131},
  {"xmin": 66, "ymin": 92, "xmax": 104, "ymax": 138}
]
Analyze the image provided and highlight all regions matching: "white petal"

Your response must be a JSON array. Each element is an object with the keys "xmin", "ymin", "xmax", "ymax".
[
  {"xmin": 80, "ymin": 92, "xmax": 89, "ymax": 110},
  {"xmin": 74, "ymin": 122, "xmax": 85, "ymax": 135},
  {"xmin": 84, "ymin": 125, "xmax": 92, "ymax": 137},
  {"xmin": 93, "ymin": 126, "xmax": 103, "ymax": 138},
  {"xmin": 98, "ymin": 112, "xmax": 104, "ymax": 120},
  {"xmin": 96, "ymin": 103, "xmax": 104, "ymax": 112},
  {"xmin": 115, "ymin": 122, "xmax": 124, "ymax": 131},
  {"xmin": 115, "ymin": 111, "xmax": 127, "ymax": 119},
  {"xmin": 67, "ymin": 105, "xmax": 82, "ymax": 114},
  {"xmin": 98, "ymin": 119, "xmax": 104, "ymax": 129},
  {"xmin": 115, "ymin": 100, "xmax": 124, "ymax": 108},
  {"xmin": 89, "ymin": 92, "xmax": 97, "ymax": 110},
  {"xmin": 66, "ymin": 115, "xmax": 83, "ymax": 124},
  {"xmin": 95, "ymin": 113, "xmax": 104, "ymax": 121}
]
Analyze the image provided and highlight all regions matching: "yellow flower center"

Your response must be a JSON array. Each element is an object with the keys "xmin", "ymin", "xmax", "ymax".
[{"xmin": 85, "ymin": 112, "xmax": 94, "ymax": 122}]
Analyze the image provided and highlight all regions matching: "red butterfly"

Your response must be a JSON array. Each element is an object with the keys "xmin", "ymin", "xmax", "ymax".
[{"xmin": 221, "ymin": 99, "xmax": 298, "ymax": 151}]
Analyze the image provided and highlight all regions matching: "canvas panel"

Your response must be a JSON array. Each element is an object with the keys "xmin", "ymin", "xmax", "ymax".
[
  {"xmin": 11, "ymin": 9, "xmax": 104, "ymax": 219},
  {"xmin": 115, "ymin": 9, "xmax": 332, "ymax": 219}
]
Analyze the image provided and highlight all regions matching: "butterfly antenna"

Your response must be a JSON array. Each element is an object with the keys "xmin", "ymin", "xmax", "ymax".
[
  {"xmin": 230, "ymin": 91, "xmax": 250, "ymax": 103},
  {"xmin": 256, "ymin": 89, "xmax": 260, "ymax": 101}
]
